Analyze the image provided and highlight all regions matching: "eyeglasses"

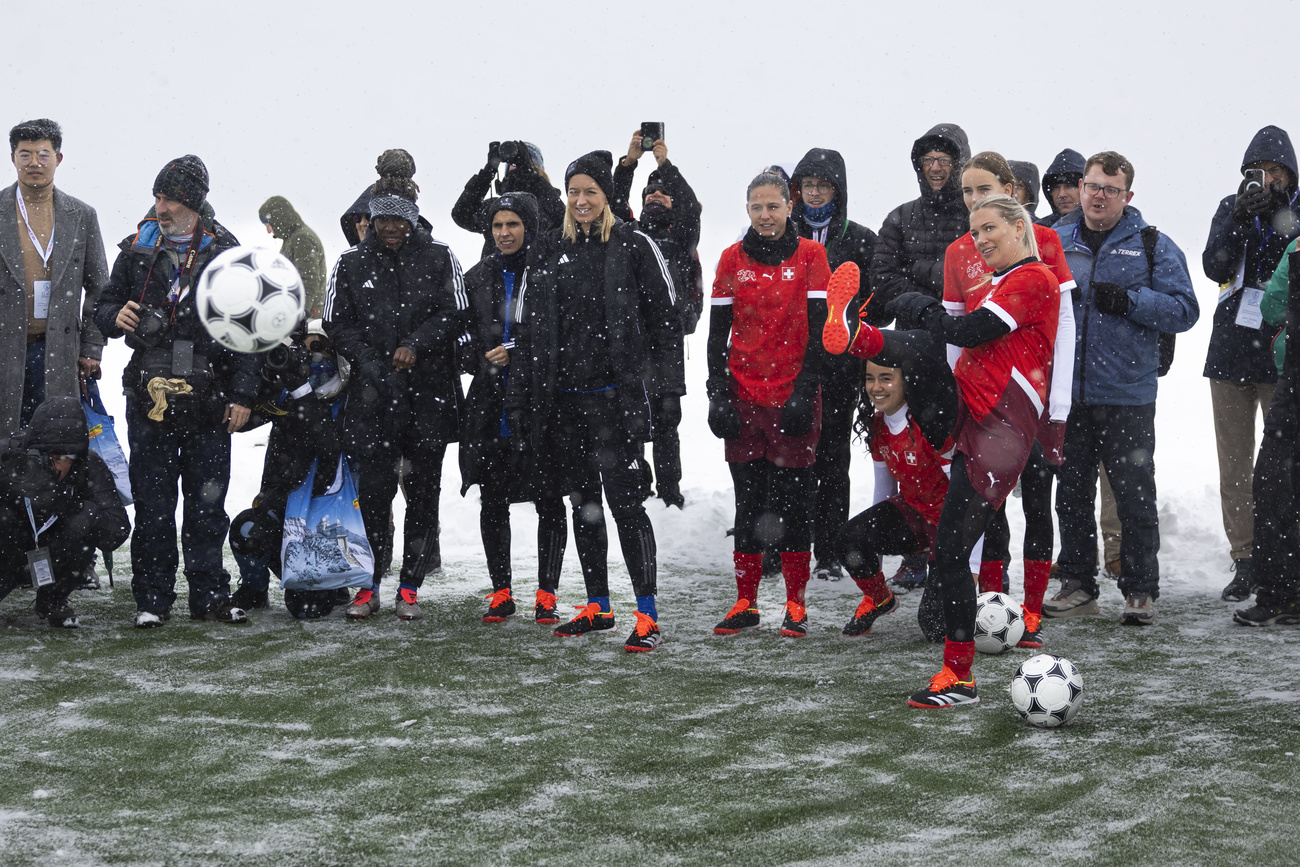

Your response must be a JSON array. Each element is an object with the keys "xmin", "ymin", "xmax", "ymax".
[
  {"xmin": 1082, "ymin": 182, "xmax": 1128, "ymax": 199},
  {"xmin": 801, "ymin": 180, "xmax": 834, "ymax": 193},
  {"xmin": 920, "ymin": 156, "xmax": 954, "ymax": 168},
  {"xmin": 14, "ymin": 149, "xmax": 55, "ymax": 166},
  {"xmin": 1251, "ymin": 165, "xmax": 1291, "ymax": 183}
]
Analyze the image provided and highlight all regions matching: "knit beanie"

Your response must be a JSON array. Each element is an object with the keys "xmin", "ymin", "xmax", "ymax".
[
  {"xmin": 153, "ymin": 155, "xmax": 209, "ymax": 213},
  {"xmin": 488, "ymin": 191, "xmax": 540, "ymax": 237},
  {"xmin": 369, "ymin": 148, "xmax": 420, "ymax": 225},
  {"xmin": 564, "ymin": 151, "xmax": 614, "ymax": 201}
]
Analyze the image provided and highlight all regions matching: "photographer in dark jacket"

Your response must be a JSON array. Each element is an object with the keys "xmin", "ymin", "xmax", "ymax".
[
  {"xmin": 611, "ymin": 131, "xmax": 700, "ymax": 507},
  {"xmin": 1202, "ymin": 124, "xmax": 1300, "ymax": 601},
  {"xmin": 324, "ymin": 149, "xmax": 468, "ymax": 622},
  {"xmin": 452, "ymin": 141, "xmax": 565, "ymax": 259},
  {"xmin": 0, "ymin": 396, "xmax": 129, "ymax": 627},
  {"xmin": 461, "ymin": 193, "xmax": 567, "ymax": 624},
  {"xmin": 94, "ymin": 155, "xmax": 259, "ymax": 627},
  {"xmin": 790, "ymin": 148, "xmax": 877, "ymax": 580}
]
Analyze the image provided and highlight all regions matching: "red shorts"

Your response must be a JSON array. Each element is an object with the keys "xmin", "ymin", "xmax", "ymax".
[
  {"xmin": 954, "ymin": 386, "xmax": 1038, "ymax": 508},
  {"xmin": 725, "ymin": 394, "xmax": 822, "ymax": 468}
]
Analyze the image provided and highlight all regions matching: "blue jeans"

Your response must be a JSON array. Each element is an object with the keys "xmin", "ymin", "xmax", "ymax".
[{"xmin": 19, "ymin": 336, "xmax": 46, "ymax": 429}]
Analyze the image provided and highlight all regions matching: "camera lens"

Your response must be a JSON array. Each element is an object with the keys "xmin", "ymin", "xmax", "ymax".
[{"xmin": 499, "ymin": 141, "xmax": 520, "ymax": 161}]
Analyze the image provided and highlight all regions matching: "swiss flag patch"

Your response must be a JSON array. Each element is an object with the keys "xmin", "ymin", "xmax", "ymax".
[{"xmin": 781, "ymin": 267, "xmax": 796, "ymax": 281}]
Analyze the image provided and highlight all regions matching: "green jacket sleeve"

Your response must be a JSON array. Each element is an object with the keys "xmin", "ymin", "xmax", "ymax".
[{"xmin": 1263, "ymin": 239, "xmax": 1296, "ymax": 375}]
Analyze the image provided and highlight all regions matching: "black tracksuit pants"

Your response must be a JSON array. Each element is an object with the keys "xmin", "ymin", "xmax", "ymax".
[{"xmin": 478, "ymin": 439, "xmax": 567, "ymax": 593}]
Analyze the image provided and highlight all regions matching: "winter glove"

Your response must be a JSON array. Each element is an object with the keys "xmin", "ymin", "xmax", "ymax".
[
  {"xmin": 887, "ymin": 291, "xmax": 943, "ymax": 330},
  {"xmin": 779, "ymin": 375, "xmax": 818, "ymax": 437},
  {"xmin": 358, "ymin": 361, "xmax": 389, "ymax": 407},
  {"xmin": 1093, "ymin": 281, "xmax": 1131, "ymax": 316},
  {"xmin": 706, "ymin": 379, "xmax": 742, "ymax": 440},
  {"xmin": 1233, "ymin": 184, "xmax": 1273, "ymax": 222}
]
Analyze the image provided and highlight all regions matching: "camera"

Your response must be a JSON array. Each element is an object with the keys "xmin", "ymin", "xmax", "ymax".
[
  {"xmin": 134, "ymin": 304, "xmax": 169, "ymax": 347},
  {"xmin": 499, "ymin": 140, "xmax": 521, "ymax": 162},
  {"xmin": 265, "ymin": 342, "xmax": 307, "ymax": 371},
  {"xmin": 4, "ymin": 446, "xmax": 53, "ymax": 498}
]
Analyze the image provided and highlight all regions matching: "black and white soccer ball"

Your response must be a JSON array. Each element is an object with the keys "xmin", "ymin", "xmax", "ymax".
[
  {"xmin": 974, "ymin": 591, "xmax": 1025, "ymax": 654},
  {"xmin": 1009, "ymin": 653, "xmax": 1084, "ymax": 728},
  {"xmin": 196, "ymin": 247, "xmax": 305, "ymax": 353}
]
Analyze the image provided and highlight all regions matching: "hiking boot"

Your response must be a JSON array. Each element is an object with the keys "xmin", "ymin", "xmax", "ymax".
[
  {"xmin": 284, "ymin": 589, "xmax": 335, "ymax": 620},
  {"xmin": 1120, "ymin": 592, "xmax": 1155, "ymax": 626},
  {"xmin": 1104, "ymin": 558, "xmax": 1121, "ymax": 579},
  {"xmin": 77, "ymin": 567, "xmax": 101, "ymax": 591},
  {"xmin": 917, "ymin": 586, "xmax": 945, "ymax": 643},
  {"xmin": 191, "ymin": 602, "xmax": 249, "ymax": 624},
  {"xmin": 907, "ymin": 666, "xmax": 979, "ymax": 709},
  {"xmin": 813, "ymin": 559, "xmax": 844, "ymax": 581},
  {"xmin": 714, "ymin": 598, "xmax": 760, "ymax": 634},
  {"xmin": 44, "ymin": 604, "xmax": 80, "ymax": 629},
  {"xmin": 133, "ymin": 610, "xmax": 169, "ymax": 629},
  {"xmin": 822, "ymin": 262, "xmax": 861, "ymax": 355},
  {"xmin": 230, "ymin": 583, "xmax": 269, "ymax": 611},
  {"xmin": 483, "ymin": 588, "xmax": 516, "ymax": 622},
  {"xmin": 1017, "ymin": 608, "xmax": 1044, "ymax": 648},
  {"xmin": 395, "ymin": 587, "xmax": 423, "ymax": 621},
  {"xmin": 534, "ymin": 589, "xmax": 560, "ymax": 625},
  {"xmin": 1042, "ymin": 577, "xmax": 1100, "ymax": 618},
  {"xmin": 1221, "ymin": 558, "xmax": 1256, "ymax": 603},
  {"xmin": 842, "ymin": 593, "xmax": 898, "ymax": 637},
  {"xmin": 1233, "ymin": 599, "xmax": 1300, "ymax": 627},
  {"xmin": 553, "ymin": 603, "xmax": 616, "ymax": 637},
  {"xmin": 346, "ymin": 588, "xmax": 380, "ymax": 620},
  {"xmin": 889, "ymin": 561, "xmax": 928, "ymax": 594},
  {"xmin": 779, "ymin": 601, "xmax": 808, "ymax": 637},
  {"xmin": 624, "ymin": 611, "xmax": 662, "ymax": 653}
]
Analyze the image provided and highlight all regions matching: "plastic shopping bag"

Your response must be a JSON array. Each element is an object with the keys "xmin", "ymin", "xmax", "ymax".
[
  {"xmin": 280, "ymin": 456, "xmax": 374, "ymax": 591},
  {"xmin": 82, "ymin": 381, "xmax": 132, "ymax": 506}
]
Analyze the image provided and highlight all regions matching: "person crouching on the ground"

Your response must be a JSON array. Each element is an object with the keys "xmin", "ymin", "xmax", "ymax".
[
  {"xmin": 886, "ymin": 194, "xmax": 1060, "ymax": 708},
  {"xmin": 0, "ymin": 396, "xmax": 129, "ymax": 627},
  {"xmin": 324, "ymin": 149, "xmax": 469, "ymax": 622},
  {"xmin": 504, "ymin": 151, "xmax": 679, "ymax": 652},
  {"xmin": 460, "ymin": 193, "xmax": 568, "ymax": 625},
  {"xmin": 942, "ymin": 152, "xmax": 1078, "ymax": 649},
  {"xmin": 708, "ymin": 172, "xmax": 830, "ymax": 638}
]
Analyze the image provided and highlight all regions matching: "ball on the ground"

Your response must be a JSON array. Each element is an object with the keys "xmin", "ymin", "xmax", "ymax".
[
  {"xmin": 1009, "ymin": 653, "xmax": 1084, "ymax": 728},
  {"xmin": 974, "ymin": 591, "xmax": 1025, "ymax": 654},
  {"xmin": 196, "ymin": 246, "xmax": 305, "ymax": 353}
]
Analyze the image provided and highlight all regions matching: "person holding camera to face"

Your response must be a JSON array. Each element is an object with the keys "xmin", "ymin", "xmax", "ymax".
[
  {"xmin": 0, "ymin": 396, "xmax": 129, "ymax": 628},
  {"xmin": 94, "ymin": 155, "xmax": 261, "ymax": 628},
  {"xmin": 452, "ymin": 140, "xmax": 565, "ymax": 259},
  {"xmin": 1201, "ymin": 126, "xmax": 1300, "ymax": 602}
]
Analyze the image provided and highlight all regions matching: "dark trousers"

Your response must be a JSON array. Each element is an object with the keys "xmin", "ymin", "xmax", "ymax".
[
  {"xmin": 478, "ymin": 439, "xmax": 566, "ymax": 593},
  {"xmin": 1055, "ymin": 403, "xmax": 1160, "ymax": 598},
  {"xmin": 812, "ymin": 356, "xmax": 860, "ymax": 563},
  {"xmin": 548, "ymin": 391, "xmax": 656, "ymax": 599},
  {"xmin": 20, "ymin": 336, "xmax": 46, "ymax": 429},
  {"xmin": 649, "ymin": 393, "xmax": 682, "ymax": 497},
  {"xmin": 1253, "ymin": 386, "xmax": 1300, "ymax": 607},
  {"xmin": 730, "ymin": 458, "xmax": 815, "ymax": 554},
  {"xmin": 835, "ymin": 500, "xmax": 924, "ymax": 581},
  {"xmin": 356, "ymin": 435, "xmax": 447, "ymax": 589},
  {"xmin": 931, "ymin": 453, "xmax": 991, "ymax": 643},
  {"xmin": 125, "ymin": 400, "xmax": 232, "ymax": 615},
  {"xmin": 0, "ymin": 500, "xmax": 98, "ymax": 615}
]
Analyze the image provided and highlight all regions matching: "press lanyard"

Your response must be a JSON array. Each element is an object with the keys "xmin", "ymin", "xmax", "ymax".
[
  {"xmin": 24, "ymin": 497, "xmax": 57, "ymax": 542},
  {"xmin": 15, "ymin": 187, "xmax": 55, "ymax": 269}
]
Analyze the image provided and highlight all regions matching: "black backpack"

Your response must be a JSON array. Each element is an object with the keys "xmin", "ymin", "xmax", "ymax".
[{"xmin": 1140, "ymin": 225, "xmax": 1176, "ymax": 377}]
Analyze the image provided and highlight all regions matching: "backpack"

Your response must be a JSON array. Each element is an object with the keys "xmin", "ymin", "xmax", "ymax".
[{"xmin": 1140, "ymin": 225, "xmax": 1176, "ymax": 377}]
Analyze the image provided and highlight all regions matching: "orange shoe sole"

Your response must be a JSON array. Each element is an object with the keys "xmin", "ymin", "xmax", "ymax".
[{"xmin": 822, "ymin": 262, "xmax": 861, "ymax": 355}]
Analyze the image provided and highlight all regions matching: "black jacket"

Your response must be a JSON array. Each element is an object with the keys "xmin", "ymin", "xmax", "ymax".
[
  {"xmin": 1037, "ymin": 148, "xmax": 1085, "ymax": 228},
  {"xmin": 452, "ymin": 166, "xmax": 565, "ymax": 259},
  {"xmin": 869, "ymin": 124, "xmax": 971, "ymax": 320},
  {"xmin": 323, "ymin": 227, "xmax": 468, "ymax": 451},
  {"xmin": 1202, "ymin": 125, "xmax": 1300, "ymax": 382}
]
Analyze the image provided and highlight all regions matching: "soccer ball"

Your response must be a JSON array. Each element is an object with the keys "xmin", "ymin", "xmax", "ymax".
[
  {"xmin": 1009, "ymin": 653, "xmax": 1084, "ymax": 728},
  {"xmin": 974, "ymin": 591, "xmax": 1025, "ymax": 654},
  {"xmin": 196, "ymin": 247, "xmax": 305, "ymax": 353}
]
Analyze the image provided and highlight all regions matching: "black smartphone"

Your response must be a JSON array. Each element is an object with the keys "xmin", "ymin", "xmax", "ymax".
[
  {"xmin": 640, "ymin": 122, "xmax": 664, "ymax": 151},
  {"xmin": 1244, "ymin": 168, "xmax": 1266, "ymax": 193}
]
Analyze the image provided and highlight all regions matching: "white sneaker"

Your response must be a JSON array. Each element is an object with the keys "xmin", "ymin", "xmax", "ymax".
[
  {"xmin": 1121, "ymin": 592, "xmax": 1155, "ymax": 626},
  {"xmin": 134, "ymin": 610, "xmax": 167, "ymax": 629}
]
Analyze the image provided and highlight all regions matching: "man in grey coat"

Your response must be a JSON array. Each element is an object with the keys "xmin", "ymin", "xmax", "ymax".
[{"xmin": 0, "ymin": 119, "xmax": 108, "ymax": 432}]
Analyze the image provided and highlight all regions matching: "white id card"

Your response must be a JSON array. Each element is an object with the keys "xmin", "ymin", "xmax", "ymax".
[
  {"xmin": 1235, "ymin": 288, "xmax": 1265, "ymax": 329},
  {"xmin": 27, "ymin": 547, "xmax": 54, "ymax": 588},
  {"xmin": 32, "ymin": 280, "xmax": 51, "ymax": 319}
]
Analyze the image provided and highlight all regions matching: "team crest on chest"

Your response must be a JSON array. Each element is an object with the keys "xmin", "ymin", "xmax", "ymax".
[
  {"xmin": 904, "ymin": 451, "xmax": 917, "ymax": 466},
  {"xmin": 781, "ymin": 267, "xmax": 796, "ymax": 281},
  {"xmin": 966, "ymin": 262, "xmax": 985, "ymax": 279},
  {"xmin": 737, "ymin": 269, "xmax": 757, "ymax": 283}
]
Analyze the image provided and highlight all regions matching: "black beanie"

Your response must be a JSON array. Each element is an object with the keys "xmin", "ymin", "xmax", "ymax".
[
  {"xmin": 153, "ymin": 155, "xmax": 209, "ymax": 213},
  {"xmin": 564, "ymin": 151, "xmax": 614, "ymax": 201},
  {"xmin": 488, "ymin": 191, "xmax": 540, "ymax": 237}
]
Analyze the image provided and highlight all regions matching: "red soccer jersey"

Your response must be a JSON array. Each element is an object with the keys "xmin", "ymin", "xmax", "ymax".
[
  {"xmin": 712, "ymin": 238, "xmax": 831, "ymax": 407},
  {"xmin": 953, "ymin": 261, "xmax": 1060, "ymax": 421},
  {"xmin": 943, "ymin": 224, "xmax": 1074, "ymax": 313},
  {"xmin": 871, "ymin": 408, "xmax": 952, "ymax": 526}
]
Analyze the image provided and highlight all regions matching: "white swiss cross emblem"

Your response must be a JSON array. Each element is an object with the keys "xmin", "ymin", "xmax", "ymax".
[
  {"xmin": 904, "ymin": 452, "xmax": 917, "ymax": 466},
  {"xmin": 781, "ymin": 267, "xmax": 796, "ymax": 281}
]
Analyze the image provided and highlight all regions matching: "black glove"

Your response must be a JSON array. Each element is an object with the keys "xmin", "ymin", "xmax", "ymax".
[
  {"xmin": 485, "ymin": 141, "xmax": 501, "ymax": 171},
  {"xmin": 1093, "ymin": 281, "xmax": 1130, "ymax": 316},
  {"xmin": 358, "ymin": 361, "xmax": 388, "ymax": 406},
  {"xmin": 706, "ymin": 380, "xmax": 741, "ymax": 440},
  {"xmin": 779, "ymin": 376, "xmax": 818, "ymax": 437},
  {"xmin": 1233, "ymin": 184, "xmax": 1273, "ymax": 222},
  {"xmin": 887, "ymin": 291, "xmax": 942, "ymax": 330},
  {"xmin": 507, "ymin": 409, "xmax": 530, "ymax": 454}
]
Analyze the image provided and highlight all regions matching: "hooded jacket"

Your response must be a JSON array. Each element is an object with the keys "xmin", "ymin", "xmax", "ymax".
[
  {"xmin": 1009, "ymin": 160, "xmax": 1041, "ymax": 219},
  {"xmin": 1055, "ymin": 206, "xmax": 1199, "ymax": 406},
  {"xmin": 869, "ymin": 124, "xmax": 971, "ymax": 320},
  {"xmin": 258, "ymin": 196, "xmax": 328, "ymax": 317},
  {"xmin": 1201, "ymin": 125, "xmax": 1300, "ymax": 383},
  {"xmin": 339, "ymin": 186, "xmax": 434, "ymax": 247},
  {"xmin": 1038, "ymin": 149, "xmax": 1086, "ymax": 227}
]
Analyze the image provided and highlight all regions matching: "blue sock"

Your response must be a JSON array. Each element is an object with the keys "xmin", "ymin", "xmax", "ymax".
[
  {"xmin": 589, "ymin": 595, "xmax": 611, "ymax": 613},
  {"xmin": 399, "ymin": 582, "xmax": 418, "ymax": 594},
  {"xmin": 636, "ymin": 595, "xmax": 658, "ymax": 621}
]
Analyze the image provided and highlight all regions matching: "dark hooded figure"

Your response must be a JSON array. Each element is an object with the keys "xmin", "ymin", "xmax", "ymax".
[
  {"xmin": 1009, "ymin": 160, "xmax": 1040, "ymax": 219},
  {"xmin": 1202, "ymin": 125, "xmax": 1300, "ymax": 602},
  {"xmin": 0, "ymin": 396, "xmax": 130, "ymax": 627},
  {"xmin": 452, "ymin": 141, "xmax": 566, "ymax": 259},
  {"xmin": 1038, "ymin": 148, "xmax": 1086, "ymax": 228},
  {"xmin": 258, "ymin": 196, "xmax": 327, "ymax": 317},
  {"xmin": 789, "ymin": 148, "xmax": 878, "ymax": 580},
  {"xmin": 869, "ymin": 123, "xmax": 972, "ymax": 319}
]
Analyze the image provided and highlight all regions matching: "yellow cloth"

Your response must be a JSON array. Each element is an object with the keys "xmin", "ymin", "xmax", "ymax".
[{"xmin": 145, "ymin": 377, "xmax": 194, "ymax": 421}]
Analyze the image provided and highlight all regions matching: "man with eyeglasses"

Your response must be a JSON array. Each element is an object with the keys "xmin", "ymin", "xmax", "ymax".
[
  {"xmin": 0, "ymin": 119, "xmax": 109, "ymax": 434},
  {"xmin": 788, "ymin": 148, "xmax": 878, "ymax": 582},
  {"xmin": 1046, "ymin": 151, "xmax": 1199, "ymax": 626},
  {"xmin": 1201, "ymin": 126, "xmax": 1300, "ymax": 603}
]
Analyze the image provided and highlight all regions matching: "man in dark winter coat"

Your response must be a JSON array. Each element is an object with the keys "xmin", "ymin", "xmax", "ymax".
[
  {"xmin": 612, "ymin": 131, "xmax": 701, "ymax": 508},
  {"xmin": 789, "ymin": 147, "xmax": 878, "ymax": 580},
  {"xmin": 453, "ymin": 141, "xmax": 565, "ymax": 259},
  {"xmin": 94, "ymin": 155, "xmax": 260, "ymax": 628},
  {"xmin": 1038, "ymin": 148, "xmax": 1085, "ymax": 228},
  {"xmin": 258, "ymin": 196, "xmax": 328, "ymax": 317},
  {"xmin": 0, "ymin": 396, "xmax": 129, "ymax": 627},
  {"xmin": 1201, "ymin": 125, "xmax": 1300, "ymax": 601},
  {"xmin": 869, "ymin": 123, "xmax": 971, "ymax": 318}
]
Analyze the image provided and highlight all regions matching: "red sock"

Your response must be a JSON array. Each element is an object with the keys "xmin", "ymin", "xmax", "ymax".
[
  {"xmin": 943, "ymin": 638, "xmax": 976, "ymax": 682},
  {"xmin": 852, "ymin": 571, "xmax": 891, "ymax": 605},
  {"xmin": 847, "ymin": 322, "xmax": 884, "ymax": 358},
  {"xmin": 781, "ymin": 551, "xmax": 811, "ymax": 605},
  {"xmin": 977, "ymin": 560, "xmax": 1003, "ymax": 594},
  {"xmin": 734, "ymin": 552, "xmax": 763, "ymax": 605},
  {"xmin": 1023, "ymin": 559, "xmax": 1052, "ymax": 615}
]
